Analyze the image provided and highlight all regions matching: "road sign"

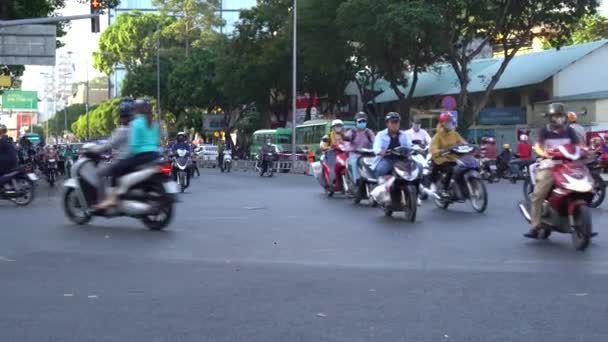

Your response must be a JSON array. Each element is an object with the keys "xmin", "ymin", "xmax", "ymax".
[
  {"xmin": 441, "ymin": 96, "xmax": 457, "ymax": 111},
  {"xmin": 2, "ymin": 90, "xmax": 38, "ymax": 110},
  {"xmin": 0, "ymin": 25, "xmax": 55, "ymax": 66}
]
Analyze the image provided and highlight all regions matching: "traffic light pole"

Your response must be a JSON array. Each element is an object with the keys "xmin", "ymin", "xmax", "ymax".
[{"xmin": 0, "ymin": 14, "xmax": 100, "ymax": 28}]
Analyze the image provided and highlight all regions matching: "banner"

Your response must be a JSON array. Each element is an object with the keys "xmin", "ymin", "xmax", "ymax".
[{"xmin": 2, "ymin": 90, "xmax": 37, "ymax": 110}]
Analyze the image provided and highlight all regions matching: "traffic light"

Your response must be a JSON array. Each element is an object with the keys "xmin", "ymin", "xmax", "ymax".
[{"xmin": 90, "ymin": 0, "xmax": 101, "ymax": 33}]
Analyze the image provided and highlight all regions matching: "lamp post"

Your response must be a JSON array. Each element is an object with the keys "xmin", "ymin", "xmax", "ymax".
[
  {"xmin": 291, "ymin": 0, "xmax": 297, "ymax": 162},
  {"xmin": 156, "ymin": 19, "xmax": 161, "ymax": 126}
]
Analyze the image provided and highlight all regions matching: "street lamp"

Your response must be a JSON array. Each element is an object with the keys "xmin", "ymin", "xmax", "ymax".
[{"xmin": 291, "ymin": 0, "xmax": 297, "ymax": 162}]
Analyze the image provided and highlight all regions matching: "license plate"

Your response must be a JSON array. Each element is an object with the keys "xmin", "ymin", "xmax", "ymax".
[
  {"xmin": 163, "ymin": 181, "xmax": 179, "ymax": 194},
  {"xmin": 27, "ymin": 173, "xmax": 38, "ymax": 181}
]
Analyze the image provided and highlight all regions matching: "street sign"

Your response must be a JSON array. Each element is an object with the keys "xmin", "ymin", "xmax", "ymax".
[
  {"xmin": 0, "ymin": 25, "xmax": 56, "ymax": 66},
  {"xmin": 441, "ymin": 96, "xmax": 457, "ymax": 110},
  {"xmin": 2, "ymin": 90, "xmax": 38, "ymax": 110}
]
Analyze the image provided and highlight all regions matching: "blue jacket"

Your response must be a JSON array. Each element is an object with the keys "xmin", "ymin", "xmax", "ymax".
[
  {"xmin": 371, "ymin": 128, "xmax": 412, "ymax": 169},
  {"xmin": 0, "ymin": 136, "xmax": 18, "ymax": 174}
]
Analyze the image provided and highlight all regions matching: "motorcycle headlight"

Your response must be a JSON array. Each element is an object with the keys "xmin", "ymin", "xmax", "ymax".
[
  {"xmin": 177, "ymin": 150, "xmax": 187, "ymax": 157},
  {"xmin": 395, "ymin": 167, "xmax": 419, "ymax": 181}
]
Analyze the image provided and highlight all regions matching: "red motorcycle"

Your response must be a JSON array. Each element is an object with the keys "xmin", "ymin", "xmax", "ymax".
[
  {"xmin": 518, "ymin": 144, "xmax": 594, "ymax": 251},
  {"xmin": 319, "ymin": 144, "xmax": 349, "ymax": 197}
]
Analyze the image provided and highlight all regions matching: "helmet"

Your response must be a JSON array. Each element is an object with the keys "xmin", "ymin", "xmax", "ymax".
[
  {"xmin": 567, "ymin": 111, "xmax": 577, "ymax": 123},
  {"xmin": 520, "ymin": 134, "xmax": 528, "ymax": 141},
  {"xmin": 321, "ymin": 135, "xmax": 329, "ymax": 143},
  {"xmin": 177, "ymin": 132, "xmax": 186, "ymax": 141},
  {"xmin": 119, "ymin": 99, "xmax": 134, "ymax": 116},
  {"xmin": 546, "ymin": 102, "xmax": 567, "ymax": 116},
  {"xmin": 331, "ymin": 119, "xmax": 344, "ymax": 127},
  {"xmin": 355, "ymin": 112, "xmax": 367, "ymax": 121},
  {"xmin": 384, "ymin": 112, "xmax": 401, "ymax": 122},
  {"xmin": 134, "ymin": 98, "xmax": 152, "ymax": 114},
  {"xmin": 438, "ymin": 113, "xmax": 453, "ymax": 123},
  {"xmin": 486, "ymin": 137, "xmax": 495, "ymax": 144},
  {"xmin": 503, "ymin": 143, "xmax": 511, "ymax": 150}
]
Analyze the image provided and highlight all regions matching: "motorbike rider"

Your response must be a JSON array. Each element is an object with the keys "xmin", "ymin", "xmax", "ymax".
[
  {"xmin": 259, "ymin": 138, "xmax": 275, "ymax": 173},
  {"xmin": 525, "ymin": 103, "xmax": 581, "ymax": 239},
  {"xmin": 510, "ymin": 134, "xmax": 532, "ymax": 181},
  {"xmin": 430, "ymin": 113, "xmax": 465, "ymax": 197},
  {"xmin": 42, "ymin": 145, "xmax": 58, "ymax": 176},
  {"xmin": 404, "ymin": 117, "xmax": 432, "ymax": 146},
  {"xmin": 568, "ymin": 111, "xmax": 586, "ymax": 145},
  {"xmin": 89, "ymin": 99, "xmax": 134, "ymax": 188},
  {"xmin": 372, "ymin": 112, "xmax": 412, "ymax": 178},
  {"xmin": 345, "ymin": 112, "xmax": 375, "ymax": 183},
  {"xmin": 0, "ymin": 124, "xmax": 18, "ymax": 187},
  {"xmin": 496, "ymin": 143, "xmax": 512, "ymax": 177},
  {"xmin": 96, "ymin": 99, "xmax": 160, "ymax": 210},
  {"xmin": 479, "ymin": 137, "xmax": 497, "ymax": 159},
  {"xmin": 325, "ymin": 119, "xmax": 347, "ymax": 185}
]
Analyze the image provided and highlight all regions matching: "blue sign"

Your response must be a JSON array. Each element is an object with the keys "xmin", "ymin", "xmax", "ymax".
[
  {"xmin": 441, "ymin": 96, "xmax": 457, "ymax": 110},
  {"xmin": 478, "ymin": 106, "xmax": 525, "ymax": 125}
]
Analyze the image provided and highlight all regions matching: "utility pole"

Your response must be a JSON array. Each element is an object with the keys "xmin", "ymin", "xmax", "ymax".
[{"xmin": 291, "ymin": 0, "xmax": 297, "ymax": 162}]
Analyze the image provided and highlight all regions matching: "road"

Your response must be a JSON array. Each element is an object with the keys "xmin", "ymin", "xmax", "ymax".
[{"xmin": 2, "ymin": 170, "xmax": 608, "ymax": 342}]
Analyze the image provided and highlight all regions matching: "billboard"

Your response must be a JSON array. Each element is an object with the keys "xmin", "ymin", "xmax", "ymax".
[
  {"xmin": 2, "ymin": 90, "xmax": 38, "ymax": 110},
  {"xmin": 0, "ymin": 25, "xmax": 56, "ymax": 66}
]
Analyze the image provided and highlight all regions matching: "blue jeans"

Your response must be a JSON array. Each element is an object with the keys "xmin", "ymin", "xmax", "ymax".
[
  {"xmin": 374, "ymin": 158, "xmax": 394, "ymax": 178},
  {"xmin": 348, "ymin": 155, "xmax": 360, "ymax": 182},
  {"xmin": 509, "ymin": 159, "xmax": 522, "ymax": 177}
]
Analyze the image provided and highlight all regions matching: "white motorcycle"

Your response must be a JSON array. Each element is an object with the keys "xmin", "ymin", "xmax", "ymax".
[
  {"xmin": 173, "ymin": 149, "xmax": 191, "ymax": 193},
  {"xmin": 221, "ymin": 149, "xmax": 232, "ymax": 173},
  {"xmin": 62, "ymin": 144, "xmax": 178, "ymax": 230}
]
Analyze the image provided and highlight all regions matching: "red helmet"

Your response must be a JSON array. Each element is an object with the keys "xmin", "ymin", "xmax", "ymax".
[{"xmin": 439, "ymin": 113, "xmax": 452, "ymax": 123}]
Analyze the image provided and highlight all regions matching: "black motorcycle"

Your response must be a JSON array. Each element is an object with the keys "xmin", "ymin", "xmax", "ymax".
[
  {"xmin": 0, "ymin": 168, "xmax": 37, "ymax": 206},
  {"xmin": 45, "ymin": 158, "xmax": 58, "ymax": 187},
  {"xmin": 434, "ymin": 144, "xmax": 488, "ymax": 213}
]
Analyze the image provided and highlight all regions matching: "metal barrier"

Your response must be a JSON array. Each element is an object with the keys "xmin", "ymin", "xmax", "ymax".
[{"xmin": 199, "ymin": 159, "xmax": 311, "ymax": 175}]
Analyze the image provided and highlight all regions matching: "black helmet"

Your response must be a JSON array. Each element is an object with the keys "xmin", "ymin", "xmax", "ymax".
[
  {"xmin": 134, "ymin": 98, "xmax": 152, "ymax": 114},
  {"xmin": 355, "ymin": 111, "xmax": 367, "ymax": 121},
  {"xmin": 119, "ymin": 99, "xmax": 134, "ymax": 117},
  {"xmin": 546, "ymin": 102, "xmax": 567, "ymax": 116},
  {"xmin": 385, "ymin": 112, "xmax": 401, "ymax": 122}
]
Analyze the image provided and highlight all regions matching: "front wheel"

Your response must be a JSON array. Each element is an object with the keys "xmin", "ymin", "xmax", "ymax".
[
  {"xmin": 11, "ymin": 177, "xmax": 35, "ymax": 206},
  {"xmin": 403, "ymin": 184, "xmax": 418, "ymax": 222},
  {"xmin": 589, "ymin": 174, "xmax": 606, "ymax": 208},
  {"xmin": 572, "ymin": 205, "xmax": 592, "ymax": 251},
  {"xmin": 48, "ymin": 171, "xmax": 56, "ymax": 187},
  {"xmin": 63, "ymin": 187, "xmax": 92, "ymax": 225},
  {"xmin": 141, "ymin": 184, "xmax": 174, "ymax": 230},
  {"xmin": 468, "ymin": 178, "xmax": 488, "ymax": 213}
]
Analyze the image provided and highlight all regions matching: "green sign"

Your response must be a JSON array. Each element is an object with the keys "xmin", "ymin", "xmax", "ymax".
[{"xmin": 2, "ymin": 90, "xmax": 38, "ymax": 110}]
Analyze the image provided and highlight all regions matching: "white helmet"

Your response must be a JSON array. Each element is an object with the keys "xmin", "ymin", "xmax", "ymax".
[
  {"xmin": 520, "ymin": 134, "xmax": 528, "ymax": 141},
  {"xmin": 331, "ymin": 119, "xmax": 344, "ymax": 127}
]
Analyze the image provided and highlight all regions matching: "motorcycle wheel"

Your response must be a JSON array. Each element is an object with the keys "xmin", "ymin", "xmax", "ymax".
[
  {"xmin": 572, "ymin": 205, "xmax": 592, "ymax": 251},
  {"xmin": 468, "ymin": 178, "xmax": 488, "ymax": 213},
  {"xmin": 11, "ymin": 177, "xmax": 35, "ymax": 206},
  {"xmin": 403, "ymin": 184, "xmax": 418, "ymax": 222},
  {"xmin": 63, "ymin": 188, "xmax": 92, "ymax": 225},
  {"xmin": 589, "ymin": 174, "xmax": 606, "ymax": 208},
  {"xmin": 179, "ymin": 174, "xmax": 186, "ymax": 193},
  {"xmin": 49, "ymin": 171, "xmax": 55, "ymax": 187},
  {"xmin": 384, "ymin": 207, "xmax": 393, "ymax": 217},
  {"xmin": 434, "ymin": 196, "xmax": 449, "ymax": 210},
  {"xmin": 523, "ymin": 179, "xmax": 534, "ymax": 202},
  {"xmin": 141, "ymin": 184, "xmax": 174, "ymax": 231}
]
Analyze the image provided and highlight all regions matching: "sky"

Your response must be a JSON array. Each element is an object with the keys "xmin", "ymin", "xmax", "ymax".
[{"xmin": 21, "ymin": 1, "xmax": 109, "ymax": 119}]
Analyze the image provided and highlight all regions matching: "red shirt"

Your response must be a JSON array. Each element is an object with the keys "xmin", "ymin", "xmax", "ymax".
[
  {"xmin": 517, "ymin": 142, "xmax": 532, "ymax": 160},
  {"xmin": 479, "ymin": 144, "xmax": 497, "ymax": 159}
]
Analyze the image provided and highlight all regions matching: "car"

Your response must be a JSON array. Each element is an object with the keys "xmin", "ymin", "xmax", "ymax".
[{"xmin": 195, "ymin": 144, "xmax": 219, "ymax": 167}]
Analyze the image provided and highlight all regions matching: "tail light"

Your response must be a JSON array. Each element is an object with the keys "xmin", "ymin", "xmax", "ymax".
[{"xmin": 160, "ymin": 164, "xmax": 172, "ymax": 175}]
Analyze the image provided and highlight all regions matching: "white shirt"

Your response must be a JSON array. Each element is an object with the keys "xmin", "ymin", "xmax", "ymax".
[{"xmin": 404, "ymin": 128, "xmax": 432, "ymax": 145}]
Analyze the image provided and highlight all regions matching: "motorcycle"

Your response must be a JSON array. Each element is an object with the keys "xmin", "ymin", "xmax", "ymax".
[
  {"xmin": 46, "ymin": 158, "xmax": 58, "ymax": 187},
  {"xmin": 257, "ymin": 152, "xmax": 276, "ymax": 177},
  {"xmin": 434, "ymin": 144, "xmax": 488, "ymax": 213},
  {"xmin": 410, "ymin": 143, "xmax": 433, "ymax": 200},
  {"xmin": 369, "ymin": 146, "xmax": 422, "ymax": 222},
  {"xmin": 173, "ymin": 149, "xmax": 191, "ymax": 193},
  {"xmin": 348, "ymin": 147, "xmax": 378, "ymax": 205},
  {"xmin": 62, "ymin": 144, "xmax": 178, "ymax": 230},
  {"xmin": 321, "ymin": 145, "xmax": 349, "ymax": 197},
  {"xmin": 518, "ymin": 144, "xmax": 594, "ymax": 251},
  {"xmin": 0, "ymin": 168, "xmax": 37, "ymax": 206},
  {"xmin": 479, "ymin": 158, "xmax": 499, "ymax": 183},
  {"xmin": 221, "ymin": 149, "xmax": 232, "ymax": 173}
]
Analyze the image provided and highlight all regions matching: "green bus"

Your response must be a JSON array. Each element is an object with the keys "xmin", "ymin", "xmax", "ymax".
[
  {"xmin": 250, "ymin": 128, "xmax": 292, "ymax": 157},
  {"xmin": 295, "ymin": 119, "xmax": 355, "ymax": 156}
]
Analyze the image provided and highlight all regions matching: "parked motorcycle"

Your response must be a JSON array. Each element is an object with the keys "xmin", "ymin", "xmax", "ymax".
[
  {"xmin": 221, "ymin": 149, "xmax": 232, "ymax": 173},
  {"xmin": 369, "ymin": 146, "xmax": 421, "ymax": 222},
  {"xmin": 434, "ymin": 144, "xmax": 488, "ymax": 213},
  {"xmin": 63, "ymin": 145, "xmax": 177, "ymax": 230},
  {"xmin": 173, "ymin": 149, "xmax": 191, "ymax": 193},
  {"xmin": 0, "ymin": 168, "xmax": 37, "ymax": 206},
  {"xmin": 518, "ymin": 144, "xmax": 594, "ymax": 251}
]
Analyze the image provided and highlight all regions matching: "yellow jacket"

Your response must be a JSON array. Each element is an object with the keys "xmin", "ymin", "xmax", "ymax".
[
  {"xmin": 329, "ymin": 131, "xmax": 345, "ymax": 148},
  {"xmin": 431, "ymin": 126, "xmax": 465, "ymax": 164}
]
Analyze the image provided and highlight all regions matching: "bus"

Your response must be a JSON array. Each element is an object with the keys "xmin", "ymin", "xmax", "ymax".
[
  {"xmin": 250, "ymin": 128, "xmax": 292, "ymax": 157},
  {"xmin": 295, "ymin": 119, "xmax": 355, "ymax": 157}
]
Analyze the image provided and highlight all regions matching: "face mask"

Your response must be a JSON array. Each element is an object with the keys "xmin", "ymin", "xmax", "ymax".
[
  {"xmin": 553, "ymin": 117, "xmax": 565, "ymax": 126},
  {"xmin": 334, "ymin": 126, "xmax": 343, "ymax": 133},
  {"xmin": 444, "ymin": 122, "xmax": 454, "ymax": 131},
  {"xmin": 413, "ymin": 124, "xmax": 421, "ymax": 131},
  {"xmin": 356, "ymin": 122, "xmax": 367, "ymax": 129}
]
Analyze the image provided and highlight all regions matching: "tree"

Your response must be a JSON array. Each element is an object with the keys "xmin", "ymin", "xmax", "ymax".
[
  {"xmin": 71, "ymin": 99, "xmax": 121, "ymax": 139},
  {"xmin": 337, "ymin": 0, "xmax": 442, "ymax": 122},
  {"xmin": 435, "ymin": 0, "xmax": 598, "ymax": 128},
  {"xmin": 43, "ymin": 103, "xmax": 91, "ymax": 138},
  {"xmin": 544, "ymin": 14, "xmax": 608, "ymax": 48}
]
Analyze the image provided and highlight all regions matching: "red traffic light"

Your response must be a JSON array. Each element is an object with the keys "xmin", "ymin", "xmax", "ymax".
[{"xmin": 91, "ymin": 0, "xmax": 101, "ymax": 9}]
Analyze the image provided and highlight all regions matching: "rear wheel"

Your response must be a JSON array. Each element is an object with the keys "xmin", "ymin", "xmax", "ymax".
[
  {"xmin": 572, "ymin": 205, "xmax": 592, "ymax": 251},
  {"xmin": 384, "ymin": 208, "xmax": 393, "ymax": 217},
  {"xmin": 468, "ymin": 178, "xmax": 488, "ymax": 213},
  {"xmin": 403, "ymin": 184, "xmax": 418, "ymax": 222},
  {"xmin": 63, "ymin": 187, "xmax": 92, "ymax": 225},
  {"xmin": 11, "ymin": 177, "xmax": 35, "ymax": 206},
  {"xmin": 141, "ymin": 184, "xmax": 174, "ymax": 231},
  {"xmin": 589, "ymin": 174, "xmax": 606, "ymax": 208}
]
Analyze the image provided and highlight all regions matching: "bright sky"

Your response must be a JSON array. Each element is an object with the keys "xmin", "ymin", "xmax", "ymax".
[{"xmin": 21, "ymin": 1, "xmax": 109, "ymax": 119}]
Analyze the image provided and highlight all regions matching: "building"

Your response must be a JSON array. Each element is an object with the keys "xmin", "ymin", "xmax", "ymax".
[
  {"xmin": 68, "ymin": 83, "xmax": 109, "ymax": 107},
  {"xmin": 107, "ymin": 0, "xmax": 256, "ymax": 98},
  {"xmin": 368, "ymin": 40, "xmax": 608, "ymax": 147}
]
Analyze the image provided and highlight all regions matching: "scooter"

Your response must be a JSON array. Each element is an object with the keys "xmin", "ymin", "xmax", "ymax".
[
  {"xmin": 0, "ymin": 168, "xmax": 37, "ymax": 206},
  {"xmin": 434, "ymin": 144, "xmax": 488, "ymax": 213},
  {"xmin": 348, "ymin": 148, "xmax": 378, "ymax": 205},
  {"xmin": 62, "ymin": 144, "xmax": 178, "ymax": 230},
  {"xmin": 257, "ymin": 152, "xmax": 275, "ymax": 177},
  {"xmin": 479, "ymin": 158, "xmax": 499, "ymax": 183},
  {"xmin": 320, "ymin": 145, "xmax": 349, "ymax": 197},
  {"xmin": 173, "ymin": 149, "xmax": 191, "ymax": 193},
  {"xmin": 518, "ymin": 144, "xmax": 594, "ymax": 251},
  {"xmin": 410, "ymin": 143, "xmax": 433, "ymax": 200},
  {"xmin": 221, "ymin": 149, "xmax": 232, "ymax": 173},
  {"xmin": 369, "ymin": 146, "xmax": 422, "ymax": 222},
  {"xmin": 46, "ymin": 158, "xmax": 58, "ymax": 187}
]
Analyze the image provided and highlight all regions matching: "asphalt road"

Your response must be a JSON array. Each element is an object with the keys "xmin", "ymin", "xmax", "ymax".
[{"xmin": 2, "ymin": 170, "xmax": 608, "ymax": 341}]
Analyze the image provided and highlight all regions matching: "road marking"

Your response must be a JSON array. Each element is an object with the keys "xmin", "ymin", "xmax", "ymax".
[
  {"xmin": 88, "ymin": 295, "xmax": 98, "ymax": 299},
  {"xmin": 0, "ymin": 256, "xmax": 15, "ymax": 262},
  {"xmin": 63, "ymin": 294, "xmax": 74, "ymax": 297}
]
